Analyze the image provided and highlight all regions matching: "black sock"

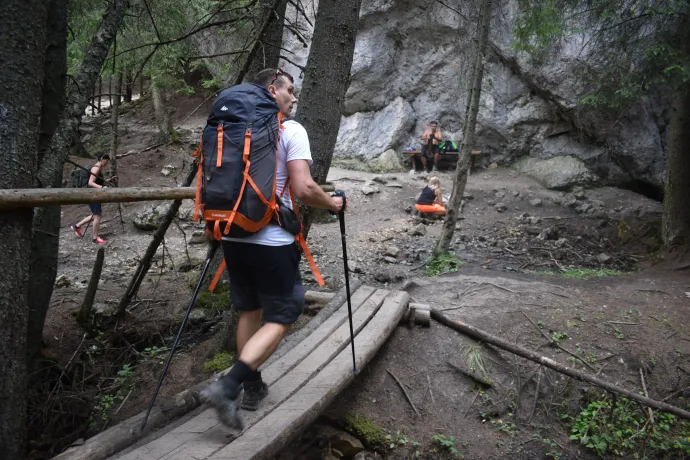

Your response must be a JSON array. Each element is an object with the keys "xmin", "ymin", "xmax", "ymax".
[
  {"xmin": 220, "ymin": 360, "xmax": 253, "ymax": 399},
  {"xmin": 245, "ymin": 370, "xmax": 262, "ymax": 382}
]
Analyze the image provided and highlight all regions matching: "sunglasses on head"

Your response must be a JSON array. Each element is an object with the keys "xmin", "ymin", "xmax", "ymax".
[{"xmin": 270, "ymin": 68, "xmax": 287, "ymax": 86}]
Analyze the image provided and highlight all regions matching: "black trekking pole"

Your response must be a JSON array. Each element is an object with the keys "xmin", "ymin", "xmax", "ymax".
[
  {"xmin": 332, "ymin": 191, "xmax": 357, "ymax": 374},
  {"xmin": 139, "ymin": 239, "xmax": 220, "ymax": 433}
]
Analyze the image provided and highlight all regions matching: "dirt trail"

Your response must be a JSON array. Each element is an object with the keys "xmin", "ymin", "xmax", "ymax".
[{"xmin": 38, "ymin": 93, "xmax": 690, "ymax": 460}]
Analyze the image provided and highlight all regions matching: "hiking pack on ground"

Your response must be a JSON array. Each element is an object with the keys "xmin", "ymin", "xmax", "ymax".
[{"xmin": 191, "ymin": 83, "xmax": 323, "ymax": 287}]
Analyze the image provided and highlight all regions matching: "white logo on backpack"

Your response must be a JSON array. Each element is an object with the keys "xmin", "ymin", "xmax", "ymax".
[{"xmin": 220, "ymin": 106, "xmax": 228, "ymax": 111}]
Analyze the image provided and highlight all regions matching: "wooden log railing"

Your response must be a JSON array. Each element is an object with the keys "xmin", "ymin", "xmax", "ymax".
[{"xmin": 0, "ymin": 184, "xmax": 335, "ymax": 211}]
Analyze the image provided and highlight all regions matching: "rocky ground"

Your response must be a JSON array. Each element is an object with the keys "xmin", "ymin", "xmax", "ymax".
[{"xmin": 36, "ymin": 93, "xmax": 690, "ymax": 460}]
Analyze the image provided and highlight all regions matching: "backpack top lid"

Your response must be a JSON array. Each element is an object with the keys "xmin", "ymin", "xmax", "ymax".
[{"xmin": 207, "ymin": 83, "xmax": 279, "ymax": 125}]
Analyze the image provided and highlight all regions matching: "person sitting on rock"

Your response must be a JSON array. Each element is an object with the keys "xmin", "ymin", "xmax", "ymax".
[
  {"xmin": 415, "ymin": 176, "xmax": 446, "ymax": 216},
  {"xmin": 416, "ymin": 121, "xmax": 443, "ymax": 173}
]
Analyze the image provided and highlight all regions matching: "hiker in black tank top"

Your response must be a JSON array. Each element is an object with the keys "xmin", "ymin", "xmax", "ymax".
[
  {"xmin": 415, "ymin": 176, "xmax": 446, "ymax": 216},
  {"xmin": 70, "ymin": 152, "xmax": 110, "ymax": 245}
]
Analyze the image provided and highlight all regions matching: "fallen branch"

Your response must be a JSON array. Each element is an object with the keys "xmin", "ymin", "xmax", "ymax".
[
  {"xmin": 446, "ymin": 361, "xmax": 492, "ymax": 387},
  {"xmin": 606, "ymin": 321, "xmax": 640, "ymax": 325},
  {"xmin": 672, "ymin": 263, "xmax": 690, "ymax": 271},
  {"xmin": 387, "ymin": 369, "xmax": 420, "ymax": 416},
  {"xmin": 639, "ymin": 368, "xmax": 654, "ymax": 424},
  {"xmin": 480, "ymin": 282, "xmax": 516, "ymax": 294},
  {"xmin": 521, "ymin": 311, "xmax": 597, "ymax": 372},
  {"xmin": 663, "ymin": 386, "xmax": 690, "ymax": 401},
  {"xmin": 430, "ymin": 308, "xmax": 690, "ymax": 421},
  {"xmin": 635, "ymin": 288, "xmax": 671, "ymax": 295}
]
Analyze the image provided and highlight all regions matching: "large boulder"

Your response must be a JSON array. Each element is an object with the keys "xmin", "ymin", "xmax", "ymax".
[
  {"xmin": 367, "ymin": 149, "xmax": 403, "ymax": 172},
  {"xmin": 516, "ymin": 156, "xmax": 596, "ymax": 190},
  {"xmin": 274, "ymin": 0, "xmax": 666, "ymax": 197},
  {"xmin": 133, "ymin": 199, "xmax": 196, "ymax": 231},
  {"xmin": 334, "ymin": 97, "xmax": 414, "ymax": 159}
]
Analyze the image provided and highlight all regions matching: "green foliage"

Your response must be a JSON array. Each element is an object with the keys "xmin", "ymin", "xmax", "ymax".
[
  {"xmin": 195, "ymin": 291, "xmax": 232, "ymax": 311},
  {"xmin": 461, "ymin": 344, "xmax": 489, "ymax": 380},
  {"xmin": 431, "ymin": 434, "xmax": 462, "ymax": 457},
  {"xmin": 561, "ymin": 268, "xmax": 624, "ymax": 278},
  {"xmin": 550, "ymin": 331, "xmax": 569, "ymax": 344},
  {"xmin": 91, "ymin": 363, "xmax": 136, "ymax": 429},
  {"xmin": 140, "ymin": 346, "xmax": 169, "ymax": 363},
  {"xmin": 513, "ymin": 0, "xmax": 690, "ymax": 111},
  {"xmin": 344, "ymin": 414, "xmax": 387, "ymax": 447},
  {"xmin": 426, "ymin": 253, "xmax": 463, "ymax": 276},
  {"xmin": 567, "ymin": 396, "xmax": 690, "ymax": 457},
  {"xmin": 203, "ymin": 351, "xmax": 234, "ymax": 373}
]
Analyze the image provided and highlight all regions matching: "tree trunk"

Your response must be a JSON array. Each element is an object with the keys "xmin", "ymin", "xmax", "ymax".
[
  {"xmin": 151, "ymin": 81, "xmax": 173, "ymax": 140},
  {"xmin": 662, "ymin": 15, "xmax": 690, "ymax": 247},
  {"xmin": 293, "ymin": 0, "xmax": 363, "ymax": 238},
  {"xmin": 435, "ymin": 0, "xmax": 492, "ymax": 255},
  {"xmin": 110, "ymin": 70, "xmax": 122, "ymax": 179},
  {"xmin": 663, "ymin": 88, "xmax": 690, "ymax": 247},
  {"xmin": 124, "ymin": 66, "xmax": 133, "ymax": 102},
  {"xmin": 78, "ymin": 247, "xmax": 105, "ymax": 327},
  {"xmin": 98, "ymin": 75, "xmax": 103, "ymax": 111},
  {"xmin": 0, "ymin": 1, "xmax": 47, "ymax": 456},
  {"xmin": 247, "ymin": 0, "xmax": 288, "ymax": 78},
  {"xmin": 26, "ymin": 0, "xmax": 69, "ymax": 366}
]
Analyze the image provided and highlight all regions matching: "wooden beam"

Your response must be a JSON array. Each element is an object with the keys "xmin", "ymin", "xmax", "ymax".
[
  {"xmin": 0, "ymin": 184, "xmax": 335, "ymax": 210},
  {"xmin": 0, "ymin": 187, "xmax": 195, "ymax": 210}
]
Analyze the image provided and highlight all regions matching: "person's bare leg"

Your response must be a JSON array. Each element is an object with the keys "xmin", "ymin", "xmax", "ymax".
[
  {"xmin": 76, "ymin": 214, "xmax": 93, "ymax": 228},
  {"xmin": 236, "ymin": 309, "xmax": 262, "ymax": 357},
  {"xmin": 420, "ymin": 156, "xmax": 427, "ymax": 171},
  {"xmin": 239, "ymin": 322, "xmax": 290, "ymax": 370},
  {"xmin": 92, "ymin": 214, "xmax": 102, "ymax": 238},
  {"xmin": 434, "ymin": 153, "xmax": 440, "ymax": 169}
]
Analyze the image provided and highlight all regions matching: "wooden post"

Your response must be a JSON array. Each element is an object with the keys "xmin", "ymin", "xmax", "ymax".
[{"xmin": 77, "ymin": 247, "xmax": 105, "ymax": 327}]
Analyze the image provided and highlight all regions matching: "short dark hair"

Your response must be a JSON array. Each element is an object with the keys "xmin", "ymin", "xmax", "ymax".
[
  {"xmin": 97, "ymin": 152, "xmax": 110, "ymax": 161},
  {"xmin": 250, "ymin": 68, "xmax": 294, "ymax": 89},
  {"xmin": 430, "ymin": 121, "xmax": 438, "ymax": 125}
]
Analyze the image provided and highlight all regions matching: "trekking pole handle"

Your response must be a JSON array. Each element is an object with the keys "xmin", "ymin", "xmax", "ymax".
[{"xmin": 330, "ymin": 190, "xmax": 347, "ymax": 215}]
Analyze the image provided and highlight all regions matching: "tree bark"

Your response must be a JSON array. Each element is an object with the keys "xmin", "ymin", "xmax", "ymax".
[
  {"xmin": 26, "ymin": 0, "xmax": 70, "ymax": 365},
  {"xmin": 247, "ymin": 0, "xmax": 288, "ymax": 78},
  {"xmin": 662, "ymin": 15, "xmax": 690, "ymax": 247},
  {"xmin": 431, "ymin": 309, "xmax": 690, "ymax": 421},
  {"xmin": 435, "ymin": 0, "xmax": 492, "ymax": 255},
  {"xmin": 151, "ymin": 80, "xmax": 173, "ymax": 139},
  {"xmin": 663, "ymin": 88, "xmax": 690, "ymax": 246},
  {"xmin": 0, "ymin": 1, "xmax": 47, "ymax": 456},
  {"xmin": 0, "ymin": 186, "xmax": 196, "ymax": 209},
  {"xmin": 78, "ymin": 247, "xmax": 105, "ymax": 327},
  {"xmin": 124, "ymin": 66, "xmax": 133, "ymax": 102},
  {"xmin": 110, "ymin": 70, "xmax": 122, "ymax": 179},
  {"xmin": 293, "ymin": 0, "xmax": 363, "ymax": 238}
]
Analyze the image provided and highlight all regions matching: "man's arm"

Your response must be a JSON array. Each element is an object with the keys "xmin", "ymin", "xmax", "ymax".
[
  {"xmin": 287, "ymin": 160, "xmax": 343, "ymax": 212},
  {"xmin": 88, "ymin": 166, "xmax": 104, "ymax": 188}
]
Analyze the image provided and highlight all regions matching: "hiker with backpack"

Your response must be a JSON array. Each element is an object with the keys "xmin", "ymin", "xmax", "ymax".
[
  {"xmin": 198, "ymin": 68, "xmax": 344, "ymax": 428},
  {"xmin": 415, "ymin": 121, "xmax": 443, "ymax": 173},
  {"xmin": 70, "ymin": 152, "xmax": 110, "ymax": 245},
  {"xmin": 415, "ymin": 176, "xmax": 447, "ymax": 216}
]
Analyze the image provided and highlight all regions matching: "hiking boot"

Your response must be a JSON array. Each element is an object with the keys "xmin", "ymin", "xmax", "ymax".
[
  {"xmin": 93, "ymin": 237, "xmax": 107, "ymax": 245},
  {"xmin": 200, "ymin": 381, "xmax": 244, "ymax": 429},
  {"xmin": 71, "ymin": 224, "xmax": 83, "ymax": 237},
  {"xmin": 241, "ymin": 379, "xmax": 268, "ymax": 411}
]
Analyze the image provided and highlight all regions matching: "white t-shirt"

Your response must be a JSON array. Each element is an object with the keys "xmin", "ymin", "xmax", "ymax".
[{"xmin": 223, "ymin": 119, "xmax": 313, "ymax": 246}]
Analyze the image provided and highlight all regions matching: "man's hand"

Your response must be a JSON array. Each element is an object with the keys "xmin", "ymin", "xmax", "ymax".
[{"xmin": 331, "ymin": 196, "xmax": 344, "ymax": 213}]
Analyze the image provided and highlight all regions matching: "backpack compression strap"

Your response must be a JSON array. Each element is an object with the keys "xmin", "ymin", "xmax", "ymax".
[{"xmin": 283, "ymin": 180, "xmax": 324, "ymax": 287}]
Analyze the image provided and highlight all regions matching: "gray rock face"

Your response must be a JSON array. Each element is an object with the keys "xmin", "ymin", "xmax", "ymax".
[
  {"xmin": 367, "ymin": 149, "xmax": 404, "ymax": 172},
  {"xmin": 516, "ymin": 156, "xmax": 596, "ymax": 190},
  {"xmin": 134, "ymin": 200, "xmax": 196, "ymax": 231},
  {"xmin": 273, "ymin": 0, "xmax": 666, "ymax": 197}
]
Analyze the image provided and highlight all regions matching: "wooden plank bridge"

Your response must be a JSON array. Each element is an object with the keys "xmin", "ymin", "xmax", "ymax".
[{"xmin": 56, "ymin": 284, "xmax": 411, "ymax": 460}]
